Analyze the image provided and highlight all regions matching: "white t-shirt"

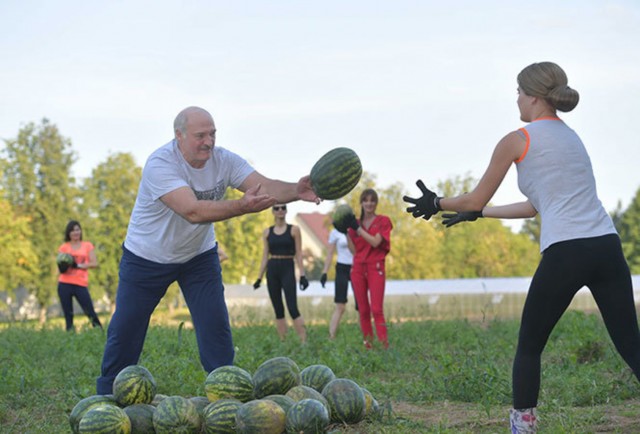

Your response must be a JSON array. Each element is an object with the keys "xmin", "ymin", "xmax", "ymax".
[
  {"xmin": 328, "ymin": 228, "xmax": 353, "ymax": 265},
  {"xmin": 124, "ymin": 140, "xmax": 254, "ymax": 263}
]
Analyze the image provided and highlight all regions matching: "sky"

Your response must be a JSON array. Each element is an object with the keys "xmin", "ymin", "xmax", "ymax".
[{"xmin": 1, "ymin": 1, "xmax": 639, "ymax": 230}]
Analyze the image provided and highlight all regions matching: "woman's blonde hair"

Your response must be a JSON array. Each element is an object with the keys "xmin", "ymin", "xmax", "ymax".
[{"xmin": 517, "ymin": 62, "xmax": 579, "ymax": 112}]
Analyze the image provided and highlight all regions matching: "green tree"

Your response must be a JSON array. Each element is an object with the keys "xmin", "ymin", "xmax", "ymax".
[
  {"xmin": 215, "ymin": 188, "xmax": 273, "ymax": 284},
  {"xmin": 0, "ymin": 199, "xmax": 38, "ymax": 313},
  {"xmin": 432, "ymin": 175, "xmax": 539, "ymax": 278},
  {"xmin": 0, "ymin": 119, "xmax": 78, "ymax": 322},
  {"xmin": 616, "ymin": 188, "xmax": 640, "ymax": 273},
  {"xmin": 80, "ymin": 152, "xmax": 141, "ymax": 310}
]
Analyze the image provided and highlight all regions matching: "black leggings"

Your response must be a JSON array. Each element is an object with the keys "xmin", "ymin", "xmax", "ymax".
[
  {"xmin": 266, "ymin": 259, "xmax": 300, "ymax": 320},
  {"xmin": 513, "ymin": 234, "xmax": 640, "ymax": 408}
]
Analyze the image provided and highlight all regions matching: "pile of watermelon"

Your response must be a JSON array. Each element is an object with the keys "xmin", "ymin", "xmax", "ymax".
[{"xmin": 69, "ymin": 357, "xmax": 382, "ymax": 433}]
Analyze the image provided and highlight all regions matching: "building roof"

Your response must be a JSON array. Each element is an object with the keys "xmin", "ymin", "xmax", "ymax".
[{"xmin": 294, "ymin": 212, "xmax": 331, "ymax": 257}]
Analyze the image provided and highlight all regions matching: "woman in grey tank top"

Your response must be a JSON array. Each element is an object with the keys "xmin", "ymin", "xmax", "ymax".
[{"xmin": 403, "ymin": 62, "xmax": 640, "ymax": 434}]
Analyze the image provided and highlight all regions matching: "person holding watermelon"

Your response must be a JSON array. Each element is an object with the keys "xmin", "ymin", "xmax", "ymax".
[
  {"xmin": 403, "ymin": 62, "xmax": 640, "ymax": 433},
  {"xmin": 337, "ymin": 189, "xmax": 393, "ymax": 350},
  {"xmin": 96, "ymin": 106, "xmax": 318, "ymax": 395},
  {"xmin": 253, "ymin": 204, "xmax": 309, "ymax": 343},
  {"xmin": 56, "ymin": 220, "xmax": 102, "ymax": 332}
]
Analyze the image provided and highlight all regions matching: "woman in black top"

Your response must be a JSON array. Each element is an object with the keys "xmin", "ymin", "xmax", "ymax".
[{"xmin": 254, "ymin": 204, "xmax": 309, "ymax": 342}]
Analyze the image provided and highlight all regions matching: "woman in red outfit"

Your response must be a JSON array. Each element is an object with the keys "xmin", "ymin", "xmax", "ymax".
[{"xmin": 344, "ymin": 189, "xmax": 393, "ymax": 349}]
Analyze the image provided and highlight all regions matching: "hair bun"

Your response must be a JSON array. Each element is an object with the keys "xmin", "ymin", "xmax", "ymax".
[{"xmin": 547, "ymin": 85, "xmax": 579, "ymax": 112}]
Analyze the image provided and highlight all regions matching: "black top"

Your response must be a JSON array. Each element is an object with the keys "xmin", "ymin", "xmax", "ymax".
[{"xmin": 267, "ymin": 225, "xmax": 296, "ymax": 256}]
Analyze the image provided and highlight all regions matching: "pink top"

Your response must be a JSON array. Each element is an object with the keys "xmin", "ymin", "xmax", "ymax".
[{"xmin": 58, "ymin": 241, "xmax": 94, "ymax": 287}]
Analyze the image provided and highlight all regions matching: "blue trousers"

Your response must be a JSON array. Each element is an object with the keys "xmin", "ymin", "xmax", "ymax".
[{"xmin": 96, "ymin": 245, "xmax": 234, "ymax": 394}]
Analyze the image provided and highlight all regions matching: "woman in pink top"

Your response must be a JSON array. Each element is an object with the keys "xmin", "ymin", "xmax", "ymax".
[{"xmin": 57, "ymin": 220, "xmax": 102, "ymax": 331}]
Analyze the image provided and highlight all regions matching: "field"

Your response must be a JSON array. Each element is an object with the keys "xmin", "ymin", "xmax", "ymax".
[{"xmin": 2, "ymin": 294, "xmax": 640, "ymax": 433}]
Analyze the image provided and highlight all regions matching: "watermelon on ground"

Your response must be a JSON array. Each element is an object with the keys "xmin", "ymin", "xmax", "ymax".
[
  {"xmin": 113, "ymin": 365, "xmax": 157, "ymax": 406},
  {"xmin": 235, "ymin": 399, "xmax": 286, "ymax": 434},
  {"xmin": 285, "ymin": 385, "xmax": 331, "ymax": 418},
  {"xmin": 153, "ymin": 395, "xmax": 202, "ymax": 434},
  {"xmin": 78, "ymin": 404, "xmax": 131, "ymax": 434},
  {"xmin": 285, "ymin": 398, "xmax": 330, "ymax": 434},
  {"xmin": 123, "ymin": 403, "xmax": 156, "ymax": 434},
  {"xmin": 189, "ymin": 396, "xmax": 211, "ymax": 415},
  {"xmin": 69, "ymin": 395, "xmax": 118, "ymax": 434},
  {"xmin": 300, "ymin": 364, "xmax": 336, "ymax": 394},
  {"xmin": 263, "ymin": 394, "xmax": 297, "ymax": 415},
  {"xmin": 202, "ymin": 399, "xmax": 242, "ymax": 434},
  {"xmin": 321, "ymin": 378, "xmax": 366, "ymax": 425},
  {"xmin": 310, "ymin": 147, "xmax": 362, "ymax": 200},
  {"xmin": 253, "ymin": 357, "xmax": 301, "ymax": 398},
  {"xmin": 204, "ymin": 365, "xmax": 254, "ymax": 402}
]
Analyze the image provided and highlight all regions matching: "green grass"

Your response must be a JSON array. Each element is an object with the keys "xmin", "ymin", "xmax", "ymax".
[{"xmin": 1, "ymin": 301, "xmax": 640, "ymax": 433}]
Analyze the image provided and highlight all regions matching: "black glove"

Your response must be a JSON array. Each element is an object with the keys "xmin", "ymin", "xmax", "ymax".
[
  {"xmin": 441, "ymin": 211, "xmax": 484, "ymax": 228},
  {"xmin": 403, "ymin": 179, "xmax": 442, "ymax": 221},
  {"xmin": 344, "ymin": 213, "xmax": 359, "ymax": 231},
  {"xmin": 320, "ymin": 273, "xmax": 327, "ymax": 288},
  {"xmin": 57, "ymin": 263, "xmax": 70, "ymax": 273},
  {"xmin": 253, "ymin": 278, "xmax": 261, "ymax": 290},
  {"xmin": 299, "ymin": 276, "xmax": 309, "ymax": 291},
  {"xmin": 71, "ymin": 260, "xmax": 78, "ymax": 269}
]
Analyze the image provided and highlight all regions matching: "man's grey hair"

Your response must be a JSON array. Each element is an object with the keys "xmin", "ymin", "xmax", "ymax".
[{"xmin": 173, "ymin": 106, "xmax": 211, "ymax": 136}]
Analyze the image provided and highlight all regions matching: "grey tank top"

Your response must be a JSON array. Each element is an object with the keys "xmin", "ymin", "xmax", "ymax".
[{"xmin": 516, "ymin": 118, "xmax": 616, "ymax": 252}]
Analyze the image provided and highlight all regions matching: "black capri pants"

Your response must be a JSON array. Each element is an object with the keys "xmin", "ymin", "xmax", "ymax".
[
  {"xmin": 512, "ymin": 234, "xmax": 640, "ymax": 409},
  {"xmin": 266, "ymin": 258, "xmax": 301, "ymax": 320},
  {"xmin": 334, "ymin": 262, "xmax": 352, "ymax": 304}
]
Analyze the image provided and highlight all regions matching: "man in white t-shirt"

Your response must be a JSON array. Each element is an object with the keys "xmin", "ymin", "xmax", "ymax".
[{"xmin": 97, "ymin": 106, "xmax": 318, "ymax": 394}]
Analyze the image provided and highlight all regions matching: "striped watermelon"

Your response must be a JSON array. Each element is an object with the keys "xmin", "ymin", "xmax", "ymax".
[
  {"xmin": 310, "ymin": 147, "xmax": 362, "ymax": 200},
  {"xmin": 78, "ymin": 404, "xmax": 131, "ymax": 434},
  {"xmin": 263, "ymin": 394, "xmax": 296, "ymax": 415},
  {"xmin": 253, "ymin": 357, "xmax": 301, "ymax": 398},
  {"xmin": 285, "ymin": 398, "xmax": 330, "ymax": 434},
  {"xmin": 204, "ymin": 365, "xmax": 254, "ymax": 402},
  {"xmin": 189, "ymin": 396, "xmax": 211, "ymax": 415},
  {"xmin": 123, "ymin": 403, "xmax": 156, "ymax": 434},
  {"xmin": 300, "ymin": 364, "xmax": 336, "ymax": 393},
  {"xmin": 321, "ymin": 378, "xmax": 366, "ymax": 424},
  {"xmin": 361, "ymin": 387, "xmax": 380, "ymax": 419},
  {"xmin": 202, "ymin": 398, "xmax": 241, "ymax": 434},
  {"xmin": 69, "ymin": 394, "xmax": 118, "ymax": 434},
  {"xmin": 153, "ymin": 395, "xmax": 202, "ymax": 434},
  {"xmin": 285, "ymin": 385, "xmax": 331, "ymax": 418},
  {"xmin": 235, "ymin": 399, "xmax": 286, "ymax": 434},
  {"xmin": 151, "ymin": 393, "xmax": 168, "ymax": 406},
  {"xmin": 113, "ymin": 365, "xmax": 157, "ymax": 406}
]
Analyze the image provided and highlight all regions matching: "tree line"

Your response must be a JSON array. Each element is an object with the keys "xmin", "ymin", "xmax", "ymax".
[{"xmin": 2, "ymin": 119, "xmax": 639, "ymax": 321}]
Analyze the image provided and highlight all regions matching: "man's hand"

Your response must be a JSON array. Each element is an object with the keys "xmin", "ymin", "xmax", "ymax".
[
  {"xmin": 320, "ymin": 273, "xmax": 327, "ymax": 288},
  {"xmin": 297, "ymin": 175, "xmax": 321, "ymax": 204},
  {"xmin": 441, "ymin": 211, "xmax": 484, "ymax": 228},
  {"xmin": 241, "ymin": 183, "xmax": 278, "ymax": 214},
  {"xmin": 403, "ymin": 180, "xmax": 442, "ymax": 221},
  {"xmin": 299, "ymin": 276, "xmax": 309, "ymax": 291},
  {"xmin": 253, "ymin": 278, "xmax": 262, "ymax": 290}
]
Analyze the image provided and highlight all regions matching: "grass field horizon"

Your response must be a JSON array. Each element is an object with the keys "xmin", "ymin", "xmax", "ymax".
[{"xmin": 2, "ymin": 297, "xmax": 640, "ymax": 433}]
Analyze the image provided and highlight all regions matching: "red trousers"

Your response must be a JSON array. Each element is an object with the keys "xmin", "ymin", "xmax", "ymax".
[{"xmin": 350, "ymin": 261, "xmax": 387, "ymax": 343}]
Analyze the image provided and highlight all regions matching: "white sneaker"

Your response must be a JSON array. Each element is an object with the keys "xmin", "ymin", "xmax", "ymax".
[{"xmin": 510, "ymin": 408, "xmax": 537, "ymax": 433}]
